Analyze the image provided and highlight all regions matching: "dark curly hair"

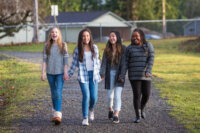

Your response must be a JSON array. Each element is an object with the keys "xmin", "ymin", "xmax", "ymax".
[{"xmin": 131, "ymin": 28, "xmax": 148, "ymax": 56}]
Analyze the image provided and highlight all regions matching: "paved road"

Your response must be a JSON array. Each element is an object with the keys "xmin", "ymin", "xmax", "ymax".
[{"xmin": 0, "ymin": 51, "xmax": 187, "ymax": 133}]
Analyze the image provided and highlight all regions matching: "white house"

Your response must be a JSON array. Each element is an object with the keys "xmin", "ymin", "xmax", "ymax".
[
  {"xmin": 0, "ymin": 24, "xmax": 46, "ymax": 45},
  {"xmin": 45, "ymin": 11, "xmax": 132, "ymax": 42}
]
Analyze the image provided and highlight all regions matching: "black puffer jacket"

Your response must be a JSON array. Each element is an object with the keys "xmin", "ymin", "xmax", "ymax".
[{"xmin": 126, "ymin": 42, "xmax": 154, "ymax": 80}]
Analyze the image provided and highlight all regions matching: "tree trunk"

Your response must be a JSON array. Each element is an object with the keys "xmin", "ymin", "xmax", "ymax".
[
  {"xmin": 33, "ymin": 0, "xmax": 39, "ymax": 43},
  {"xmin": 162, "ymin": 0, "xmax": 166, "ymax": 38},
  {"xmin": 131, "ymin": 0, "xmax": 137, "ymax": 20}
]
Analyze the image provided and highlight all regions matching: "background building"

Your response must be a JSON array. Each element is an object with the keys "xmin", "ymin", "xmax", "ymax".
[{"xmin": 45, "ymin": 11, "xmax": 132, "ymax": 43}]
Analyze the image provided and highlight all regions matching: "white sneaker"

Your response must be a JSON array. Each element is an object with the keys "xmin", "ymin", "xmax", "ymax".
[
  {"xmin": 89, "ymin": 111, "xmax": 94, "ymax": 121},
  {"xmin": 82, "ymin": 118, "xmax": 89, "ymax": 126}
]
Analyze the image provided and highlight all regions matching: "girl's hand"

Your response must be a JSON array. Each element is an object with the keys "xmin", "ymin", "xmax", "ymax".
[
  {"xmin": 41, "ymin": 73, "xmax": 45, "ymax": 81},
  {"xmin": 63, "ymin": 73, "xmax": 70, "ymax": 81},
  {"xmin": 119, "ymin": 78, "xmax": 124, "ymax": 82},
  {"xmin": 145, "ymin": 73, "xmax": 150, "ymax": 78}
]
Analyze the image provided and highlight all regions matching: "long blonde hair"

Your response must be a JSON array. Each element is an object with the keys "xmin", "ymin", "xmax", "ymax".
[{"xmin": 46, "ymin": 27, "xmax": 64, "ymax": 55}]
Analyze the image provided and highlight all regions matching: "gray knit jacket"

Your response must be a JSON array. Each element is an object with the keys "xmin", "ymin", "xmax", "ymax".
[
  {"xmin": 125, "ymin": 42, "xmax": 154, "ymax": 80},
  {"xmin": 43, "ymin": 43, "xmax": 69, "ymax": 75}
]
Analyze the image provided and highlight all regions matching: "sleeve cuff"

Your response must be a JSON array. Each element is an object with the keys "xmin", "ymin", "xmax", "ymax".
[{"xmin": 64, "ymin": 57, "xmax": 68, "ymax": 65}]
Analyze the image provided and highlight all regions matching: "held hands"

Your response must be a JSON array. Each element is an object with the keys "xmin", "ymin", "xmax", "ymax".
[{"xmin": 63, "ymin": 73, "xmax": 70, "ymax": 81}]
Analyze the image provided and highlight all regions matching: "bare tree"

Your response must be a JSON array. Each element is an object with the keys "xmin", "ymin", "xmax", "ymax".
[
  {"xmin": 162, "ymin": 0, "xmax": 166, "ymax": 37},
  {"xmin": 0, "ymin": 0, "xmax": 32, "ymax": 39},
  {"xmin": 33, "ymin": 0, "xmax": 39, "ymax": 43}
]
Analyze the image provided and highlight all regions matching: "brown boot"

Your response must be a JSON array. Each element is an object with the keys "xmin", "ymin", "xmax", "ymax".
[
  {"xmin": 53, "ymin": 111, "xmax": 62, "ymax": 125},
  {"xmin": 54, "ymin": 117, "xmax": 61, "ymax": 125}
]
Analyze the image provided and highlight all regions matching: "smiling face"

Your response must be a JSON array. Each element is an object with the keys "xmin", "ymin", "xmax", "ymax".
[
  {"xmin": 51, "ymin": 28, "xmax": 59, "ymax": 42},
  {"xmin": 82, "ymin": 31, "xmax": 90, "ymax": 45},
  {"xmin": 109, "ymin": 32, "xmax": 117, "ymax": 45},
  {"xmin": 132, "ymin": 32, "xmax": 142, "ymax": 45}
]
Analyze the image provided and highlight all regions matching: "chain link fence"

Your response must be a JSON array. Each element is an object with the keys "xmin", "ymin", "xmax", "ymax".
[
  {"xmin": 0, "ymin": 18, "xmax": 200, "ymax": 45},
  {"xmin": 129, "ymin": 18, "xmax": 200, "ymax": 38}
]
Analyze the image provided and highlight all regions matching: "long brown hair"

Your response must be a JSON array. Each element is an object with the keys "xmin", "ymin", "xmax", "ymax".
[
  {"xmin": 105, "ymin": 31, "xmax": 123, "ymax": 65},
  {"xmin": 46, "ymin": 27, "xmax": 64, "ymax": 55},
  {"xmin": 77, "ymin": 28, "xmax": 95, "ymax": 62}
]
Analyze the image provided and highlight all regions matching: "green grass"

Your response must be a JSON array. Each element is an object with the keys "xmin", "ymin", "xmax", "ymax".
[
  {"xmin": 151, "ymin": 37, "xmax": 200, "ymax": 133},
  {"xmin": 179, "ymin": 37, "xmax": 200, "ymax": 53},
  {"xmin": 0, "ymin": 43, "xmax": 45, "ymax": 52},
  {"xmin": 0, "ymin": 55, "xmax": 48, "ymax": 132}
]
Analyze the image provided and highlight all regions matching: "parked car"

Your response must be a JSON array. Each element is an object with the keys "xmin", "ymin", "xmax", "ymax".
[{"xmin": 145, "ymin": 34, "xmax": 161, "ymax": 40}]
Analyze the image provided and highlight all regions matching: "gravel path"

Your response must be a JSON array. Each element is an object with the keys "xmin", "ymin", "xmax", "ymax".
[{"xmin": 0, "ymin": 51, "xmax": 187, "ymax": 133}]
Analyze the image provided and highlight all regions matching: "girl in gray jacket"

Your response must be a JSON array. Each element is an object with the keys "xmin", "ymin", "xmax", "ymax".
[
  {"xmin": 126, "ymin": 28, "xmax": 154, "ymax": 123},
  {"xmin": 100, "ymin": 31, "xmax": 126, "ymax": 123},
  {"xmin": 41, "ymin": 27, "xmax": 69, "ymax": 125}
]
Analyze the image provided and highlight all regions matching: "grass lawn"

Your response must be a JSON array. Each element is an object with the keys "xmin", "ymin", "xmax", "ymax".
[
  {"xmin": 0, "ymin": 37, "xmax": 199, "ymax": 132},
  {"xmin": 0, "ymin": 43, "xmax": 45, "ymax": 52},
  {"xmin": 0, "ymin": 55, "xmax": 48, "ymax": 132},
  {"xmin": 151, "ymin": 37, "xmax": 200, "ymax": 133}
]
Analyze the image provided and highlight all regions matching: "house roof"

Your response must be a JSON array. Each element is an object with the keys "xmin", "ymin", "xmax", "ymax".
[{"xmin": 45, "ymin": 11, "xmax": 109, "ymax": 23}]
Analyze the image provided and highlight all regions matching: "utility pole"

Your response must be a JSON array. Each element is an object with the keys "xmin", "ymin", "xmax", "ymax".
[
  {"xmin": 162, "ymin": 0, "xmax": 166, "ymax": 38},
  {"xmin": 33, "ymin": 0, "xmax": 39, "ymax": 43}
]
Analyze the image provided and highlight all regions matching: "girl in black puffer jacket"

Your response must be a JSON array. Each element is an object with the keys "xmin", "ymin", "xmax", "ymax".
[{"xmin": 126, "ymin": 28, "xmax": 154, "ymax": 123}]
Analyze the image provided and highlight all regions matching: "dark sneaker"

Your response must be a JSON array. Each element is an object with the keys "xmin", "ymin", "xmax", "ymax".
[
  {"xmin": 108, "ymin": 111, "xmax": 114, "ymax": 120},
  {"xmin": 134, "ymin": 117, "xmax": 140, "ymax": 123},
  {"xmin": 113, "ymin": 116, "xmax": 119, "ymax": 123},
  {"xmin": 141, "ymin": 111, "xmax": 146, "ymax": 119}
]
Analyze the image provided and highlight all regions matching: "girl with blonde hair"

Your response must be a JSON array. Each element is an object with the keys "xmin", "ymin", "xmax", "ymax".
[{"xmin": 41, "ymin": 27, "xmax": 69, "ymax": 125}]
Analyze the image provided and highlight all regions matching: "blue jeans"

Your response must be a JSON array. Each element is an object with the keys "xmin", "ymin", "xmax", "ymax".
[
  {"xmin": 47, "ymin": 73, "xmax": 64, "ymax": 112},
  {"xmin": 108, "ymin": 70, "xmax": 123, "ymax": 111},
  {"xmin": 79, "ymin": 71, "xmax": 98, "ymax": 119}
]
